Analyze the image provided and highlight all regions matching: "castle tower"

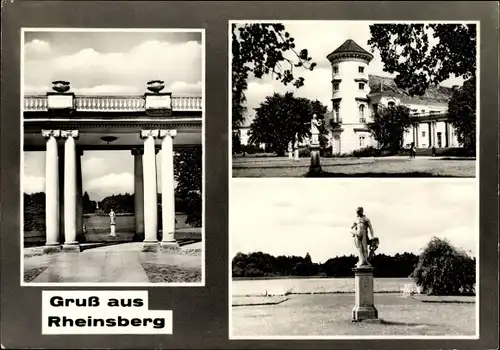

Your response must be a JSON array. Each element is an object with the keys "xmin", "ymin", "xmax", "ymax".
[{"xmin": 326, "ymin": 39, "xmax": 374, "ymax": 154}]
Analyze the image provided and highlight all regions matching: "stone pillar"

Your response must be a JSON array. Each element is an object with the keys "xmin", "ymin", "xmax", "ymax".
[
  {"xmin": 58, "ymin": 147, "xmax": 65, "ymax": 244},
  {"xmin": 76, "ymin": 149, "xmax": 84, "ymax": 242},
  {"xmin": 141, "ymin": 129, "xmax": 159, "ymax": 252},
  {"xmin": 444, "ymin": 121, "xmax": 449, "ymax": 147},
  {"xmin": 132, "ymin": 148, "xmax": 145, "ymax": 241},
  {"xmin": 352, "ymin": 266, "xmax": 378, "ymax": 322},
  {"xmin": 159, "ymin": 130, "xmax": 178, "ymax": 247},
  {"xmin": 309, "ymin": 136, "xmax": 321, "ymax": 175},
  {"xmin": 428, "ymin": 122, "xmax": 432, "ymax": 147},
  {"xmin": 61, "ymin": 130, "xmax": 80, "ymax": 252},
  {"xmin": 415, "ymin": 124, "xmax": 419, "ymax": 147},
  {"xmin": 42, "ymin": 130, "xmax": 61, "ymax": 253}
]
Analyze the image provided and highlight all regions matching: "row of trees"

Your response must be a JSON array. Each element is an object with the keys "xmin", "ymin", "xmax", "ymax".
[
  {"xmin": 232, "ymin": 251, "xmax": 420, "ymax": 278},
  {"xmin": 233, "ymin": 237, "xmax": 476, "ymax": 296},
  {"xmin": 232, "ymin": 23, "xmax": 476, "ymax": 154}
]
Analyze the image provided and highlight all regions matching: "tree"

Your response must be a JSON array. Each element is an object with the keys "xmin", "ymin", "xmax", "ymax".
[
  {"xmin": 248, "ymin": 92, "xmax": 328, "ymax": 156},
  {"xmin": 368, "ymin": 24, "xmax": 476, "ymax": 96},
  {"xmin": 368, "ymin": 105, "xmax": 413, "ymax": 151},
  {"xmin": 411, "ymin": 237, "xmax": 476, "ymax": 296},
  {"xmin": 447, "ymin": 77, "xmax": 476, "ymax": 149},
  {"xmin": 232, "ymin": 23, "xmax": 317, "ymax": 128},
  {"xmin": 82, "ymin": 191, "xmax": 95, "ymax": 214},
  {"xmin": 174, "ymin": 149, "xmax": 202, "ymax": 227}
]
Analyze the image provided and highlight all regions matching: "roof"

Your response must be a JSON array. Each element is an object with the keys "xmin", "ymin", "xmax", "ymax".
[
  {"xmin": 327, "ymin": 39, "xmax": 374, "ymax": 61},
  {"xmin": 368, "ymin": 75, "xmax": 455, "ymax": 104}
]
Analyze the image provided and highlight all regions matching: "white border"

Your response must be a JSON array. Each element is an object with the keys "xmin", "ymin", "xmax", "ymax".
[
  {"xmin": 20, "ymin": 27, "xmax": 206, "ymax": 287},
  {"xmin": 228, "ymin": 20, "xmax": 480, "ymax": 340}
]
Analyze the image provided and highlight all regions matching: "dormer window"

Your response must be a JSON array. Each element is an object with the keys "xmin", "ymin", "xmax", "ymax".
[
  {"xmin": 358, "ymin": 83, "xmax": 365, "ymax": 90},
  {"xmin": 358, "ymin": 66, "xmax": 364, "ymax": 73},
  {"xmin": 333, "ymin": 66, "xmax": 339, "ymax": 74}
]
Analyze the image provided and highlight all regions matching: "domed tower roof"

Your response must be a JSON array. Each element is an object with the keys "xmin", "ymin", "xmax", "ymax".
[{"xmin": 326, "ymin": 39, "xmax": 374, "ymax": 63}]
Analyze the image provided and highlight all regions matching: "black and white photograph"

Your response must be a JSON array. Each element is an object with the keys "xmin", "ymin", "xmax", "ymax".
[
  {"xmin": 231, "ymin": 21, "xmax": 478, "ymax": 178},
  {"xmin": 229, "ymin": 179, "xmax": 478, "ymax": 338},
  {"xmin": 22, "ymin": 28, "xmax": 205, "ymax": 286}
]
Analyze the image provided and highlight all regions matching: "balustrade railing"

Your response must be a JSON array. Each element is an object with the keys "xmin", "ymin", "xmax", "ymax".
[{"xmin": 23, "ymin": 95, "xmax": 202, "ymax": 112}]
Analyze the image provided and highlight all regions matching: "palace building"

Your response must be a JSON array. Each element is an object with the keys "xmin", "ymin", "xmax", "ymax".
[
  {"xmin": 236, "ymin": 39, "xmax": 461, "ymax": 154},
  {"xmin": 325, "ymin": 39, "xmax": 460, "ymax": 154}
]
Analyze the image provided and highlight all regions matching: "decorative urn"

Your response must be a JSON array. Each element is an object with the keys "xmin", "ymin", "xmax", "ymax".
[
  {"xmin": 52, "ymin": 80, "xmax": 71, "ymax": 93},
  {"xmin": 147, "ymin": 80, "xmax": 165, "ymax": 93}
]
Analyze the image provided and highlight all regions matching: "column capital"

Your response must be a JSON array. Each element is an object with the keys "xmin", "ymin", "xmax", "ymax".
[
  {"xmin": 42, "ymin": 129, "xmax": 61, "ymax": 139},
  {"xmin": 140, "ymin": 129, "xmax": 159, "ymax": 139},
  {"xmin": 159, "ymin": 129, "xmax": 177, "ymax": 139},
  {"xmin": 61, "ymin": 130, "xmax": 79, "ymax": 139},
  {"xmin": 131, "ymin": 148, "xmax": 144, "ymax": 156}
]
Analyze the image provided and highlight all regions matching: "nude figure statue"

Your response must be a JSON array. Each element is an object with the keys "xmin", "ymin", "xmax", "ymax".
[{"xmin": 351, "ymin": 207, "xmax": 377, "ymax": 267}]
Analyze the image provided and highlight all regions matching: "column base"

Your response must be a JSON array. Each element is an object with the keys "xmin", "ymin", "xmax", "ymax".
[
  {"xmin": 43, "ymin": 244, "xmax": 62, "ymax": 254},
  {"xmin": 160, "ymin": 241, "xmax": 179, "ymax": 250},
  {"xmin": 62, "ymin": 243, "xmax": 81, "ymax": 253},
  {"xmin": 142, "ymin": 241, "xmax": 159, "ymax": 252},
  {"xmin": 352, "ymin": 305, "xmax": 379, "ymax": 322}
]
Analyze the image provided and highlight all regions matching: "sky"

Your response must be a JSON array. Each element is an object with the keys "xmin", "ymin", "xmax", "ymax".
[
  {"xmin": 230, "ymin": 179, "xmax": 478, "ymax": 263},
  {"xmin": 23, "ymin": 30, "xmax": 202, "ymax": 200},
  {"xmin": 237, "ymin": 21, "xmax": 467, "ymax": 124}
]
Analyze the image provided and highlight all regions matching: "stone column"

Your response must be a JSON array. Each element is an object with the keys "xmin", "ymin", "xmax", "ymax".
[
  {"xmin": 444, "ymin": 121, "xmax": 449, "ymax": 147},
  {"xmin": 352, "ymin": 266, "xmax": 378, "ymax": 322},
  {"xmin": 141, "ymin": 129, "xmax": 159, "ymax": 252},
  {"xmin": 42, "ymin": 130, "xmax": 61, "ymax": 253},
  {"xmin": 58, "ymin": 147, "xmax": 65, "ymax": 244},
  {"xmin": 415, "ymin": 123, "xmax": 419, "ymax": 147},
  {"xmin": 61, "ymin": 130, "xmax": 80, "ymax": 252},
  {"xmin": 132, "ymin": 148, "xmax": 145, "ymax": 241},
  {"xmin": 428, "ymin": 122, "xmax": 432, "ymax": 147},
  {"xmin": 76, "ymin": 149, "xmax": 84, "ymax": 243},
  {"xmin": 159, "ymin": 130, "xmax": 178, "ymax": 247}
]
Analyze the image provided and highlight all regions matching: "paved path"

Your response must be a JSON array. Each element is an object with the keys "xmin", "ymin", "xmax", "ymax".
[{"xmin": 26, "ymin": 242, "xmax": 201, "ymax": 283}]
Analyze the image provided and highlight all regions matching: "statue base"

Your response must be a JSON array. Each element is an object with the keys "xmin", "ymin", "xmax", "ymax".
[
  {"xmin": 352, "ymin": 266, "xmax": 378, "ymax": 322},
  {"xmin": 109, "ymin": 224, "xmax": 116, "ymax": 236},
  {"xmin": 309, "ymin": 144, "xmax": 322, "ymax": 174}
]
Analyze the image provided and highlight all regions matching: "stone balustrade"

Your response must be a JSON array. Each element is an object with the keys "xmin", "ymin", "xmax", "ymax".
[{"xmin": 24, "ymin": 95, "xmax": 202, "ymax": 112}]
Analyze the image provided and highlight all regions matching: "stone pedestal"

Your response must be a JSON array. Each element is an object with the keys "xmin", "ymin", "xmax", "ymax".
[
  {"xmin": 309, "ymin": 143, "xmax": 322, "ymax": 174},
  {"xmin": 352, "ymin": 266, "xmax": 378, "ymax": 321},
  {"xmin": 110, "ymin": 224, "xmax": 116, "ymax": 237}
]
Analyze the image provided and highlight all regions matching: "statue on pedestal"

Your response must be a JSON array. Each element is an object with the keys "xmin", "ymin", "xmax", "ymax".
[
  {"xmin": 109, "ymin": 209, "xmax": 116, "ymax": 237},
  {"xmin": 310, "ymin": 114, "xmax": 322, "ymax": 146},
  {"xmin": 351, "ymin": 207, "xmax": 378, "ymax": 267}
]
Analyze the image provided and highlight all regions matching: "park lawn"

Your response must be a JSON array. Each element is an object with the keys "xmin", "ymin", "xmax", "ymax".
[
  {"xmin": 140, "ymin": 262, "xmax": 202, "ymax": 283},
  {"xmin": 231, "ymin": 294, "xmax": 476, "ymax": 337},
  {"xmin": 232, "ymin": 156, "xmax": 475, "ymax": 177}
]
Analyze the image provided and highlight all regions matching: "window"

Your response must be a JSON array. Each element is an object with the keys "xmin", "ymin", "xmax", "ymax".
[
  {"xmin": 358, "ymin": 66, "xmax": 364, "ymax": 73},
  {"xmin": 333, "ymin": 66, "xmax": 339, "ymax": 74},
  {"xmin": 422, "ymin": 131, "xmax": 426, "ymax": 137},
  {"xmin": 358, "ymin": 105, "xmax": 366, "ymax": 123},
  {"xmin": 372, "ymin": 103, "xmax": 379, "ymax": 114},
  {"xmin": 333, "ymin": 83, "xmax": 340, "ymax": 91},
  {"xmin": 334, "ymin": 104, "xmax": 340, "ymax": 122},
  {"xmin": 358, "ymin": 83, "xmax": 365, "ymax": 90},
  {"xmin": 359, "ymin": 136, "xmax": 365, "ymax": 147}
]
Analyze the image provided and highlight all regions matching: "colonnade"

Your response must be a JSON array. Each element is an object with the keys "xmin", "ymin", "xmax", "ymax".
[{"xmin": 42, "ymin": 128, "xmax": 178, "ymax": 253}]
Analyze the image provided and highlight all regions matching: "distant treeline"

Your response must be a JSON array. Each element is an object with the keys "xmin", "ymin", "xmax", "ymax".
[{"xmin": 232, "ymin": 251, "xmax": 420, "ymax": 278}]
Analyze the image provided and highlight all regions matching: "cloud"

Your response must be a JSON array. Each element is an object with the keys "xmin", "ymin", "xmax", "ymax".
[
  {"xmin": 23, "ymin": 175, "xmax": 45, "ymax": 194},
  {"xmin": 25, "ymin": 39, "xmax": 51, "ymax": 55},
  {"xmin": 24, "ymin": 39, "xmax": 202, "ymax": 95},
  {"xmin": 231, "ymin": 179, "xmax": 477, "ymax": 262},
  {"xmin": 86, "ymin": 173, "xmax": 134, "ymax": 199}
]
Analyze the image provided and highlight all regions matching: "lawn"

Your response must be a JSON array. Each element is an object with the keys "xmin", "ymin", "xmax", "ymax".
[
  {"xmin": 140, "ymin": 262, "xmax": 202, "ymax": 283},
  {"xmin": 231, "ymin": 293, "xmax": 476, "ymax": 337},
  {"xmin": 232, "ymin": 156, "xmax": 475, "ymax": 177}
]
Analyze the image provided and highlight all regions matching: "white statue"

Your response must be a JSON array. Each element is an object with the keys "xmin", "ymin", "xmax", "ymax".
[
  {"xmin": 109, "ymin": 209, "xmax": 116, "ymax": 237},
  {"xmin": 310, "ymin": 114, "xmax": 322, "ymax": 146},
  {"xmin": 351, "ymin": 207, "xmax": 376, "ymax": 267}
]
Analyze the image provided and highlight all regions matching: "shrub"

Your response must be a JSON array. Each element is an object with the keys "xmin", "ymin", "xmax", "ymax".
[
  {"xmin": 411, "ymin": 237, "xmax": 476, "ymax": 295},
  {"xmin": 241, "ymin": 144, "xmax": 265, "ymax": 155},
  {"xmin": 351, "ymin": 146, "xmax": 381, "ymax": 157},
  {"xmin": 298, "ymin": 147, "xmax": 310, "ymax": 157}
]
